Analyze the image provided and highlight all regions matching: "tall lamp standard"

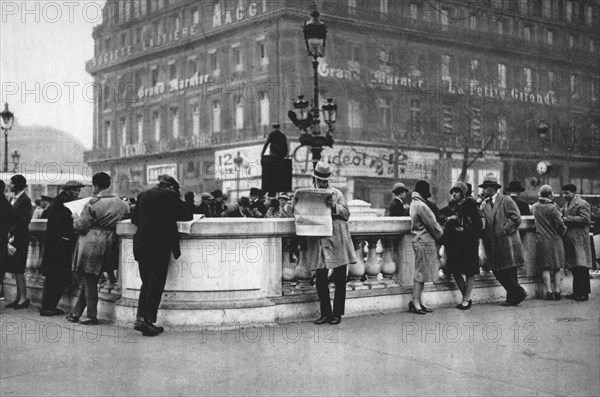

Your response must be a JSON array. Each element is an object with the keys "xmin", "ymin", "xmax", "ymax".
[
  {"xmin": 234, "ymin": 151, "xmax": 244, "ymax": 201},
  {"xmin": 0, "ymin": 103, "xmax": 15, "ymax": 172},
  {"xmin": 536, "ymin": 120, "xmax": 552, "ymax": 176},
  {"xmin": 288, "ymin": 3, "xmax": 336, "ymax": 169}
]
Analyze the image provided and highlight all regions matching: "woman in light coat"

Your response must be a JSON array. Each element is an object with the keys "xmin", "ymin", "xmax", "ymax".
[
  {"xmin": 409, "ymin": 180, "xmax": 443, "ymax": 315},
  {"xmin": 531, "ymin": 185, "xmax": 567, "ymax": 300}
]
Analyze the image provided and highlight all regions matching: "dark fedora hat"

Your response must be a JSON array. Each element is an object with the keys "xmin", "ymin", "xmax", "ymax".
[
  {"xmin": 507, "ymin": 181, "xmax": 525, "ymax": 192},
  {"xmin": 478, "ymin": 175, "xmax": 501, "ymax": 189}
]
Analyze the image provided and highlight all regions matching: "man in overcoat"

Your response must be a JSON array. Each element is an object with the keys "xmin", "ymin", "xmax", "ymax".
[
  {"xmin": 297, "ymin": 162, "xmax": 357, "ymax": 325},
  {"xmin": 5, "ymin": 174, "xmax": 32, "ymax": 309},
  {"xmin": 0, "ymin": 180, "xmax": 16, "ymax": 301},
  {"xmin": 132, "ymin": 174, "xmax": 193, "ymax": 336},
  {"xmin": 561, "ymin": 184, "xmax": 592, "ymax": 301},
  {"xmin": 69, "ymin": 172, "xmax": 129, "ymax": 325},
  {"xmin": 388, "ymin": 182, "xmax": 409, "ymax": 217},
  {"xmin": 39, "ymin": 181, "xmax": 83, "ymax": 316},
  {"xmin": 480, "ymin": 175, "xmax": 527, "ymax": 306},
  {"xmin": 507, "ymin": 181, "xmax": 531, "ymax": 216}
]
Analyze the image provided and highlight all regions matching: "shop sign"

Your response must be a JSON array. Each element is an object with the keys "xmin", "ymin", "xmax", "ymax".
[
  {"xmin": 138, "ymin": 73, "xmax": 211, "ymax": 99},
  {"xmin": 147, "ymin": 163, "xmax": 177, "ymax": 185}
]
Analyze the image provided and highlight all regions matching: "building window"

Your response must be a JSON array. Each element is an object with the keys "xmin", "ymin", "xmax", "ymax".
[
  {"xmin": 192, "ymin": 105, "xmax": 200, "ymax": 136},
  {"xmin": 137, "ymin": 115, "xmax": 143, "ymax": 144},
  {"xmin": 566, "ymin": 1, "xmax": 573, "ymax": 22},
  {"xmin": 542, "ymin": 0, "xmax": 551, "ymax": 17},
  {"xmin": 440, "ymin": 8, "xmax": 449, "ymax": 30},
  {"xmin": 470, "ymin": 105, "xmax": 481, "ymax": 138},
  {"xmin": 259, "ymin": 92, "xmax": 270, "ymax": 127},
  {"xmin": 470, "ymin": 59, "xmax": 480, "ymax": 86},
  {"xmin": 210, "ymin": 50, "xmax": 220, "ymax": 74},
  {"xmin": 121, "ymin": 118, "xmax": 127, "ymax": 146},
  {"xmin": 380, "ymin": 0, "xmax": 388, "ymax": 15},
  {"xmin": 120, "ymin": 32, "xmax": 127, "ymax": 47},
  {"xmin": 169, "ymin": 62, "xmax": 177, "ymax": 81},
  {"xmin": 376, "ymin": 98, "xmax": 392, "ymax": 130},
  {"xmin": 350, "ymin": 46, "xmax": 361, "ymax": 63},
  {"xmin": 548, "ymin": 71, "xmax": 556, "ymax": 91},
  {"xmin": 407, "ymin": 3, "xmax": 419, "ymax": 20},
  {"xmin": 192, "ymin": 7, "xmax": 200, "ymax": 24},
  {"xmin": 105, "ymin": 121, "xmax": 112, "ymax": 148},
  {"xmin": 547, "ymin": 30, "xmax": 554, "ymax": 45},
  {"xmin": 497, "ymin": 20, "xmax": 504, "ymax": 35},
  {"xmin": 498, "ymin": 63, "xmax": 507, "ymax": 89},
  {"xmin": 586, "ymin": 5, "xmax": 594, "ymax": 26},
  {"xmin": 441, "ymin": 55, "xmax": 451, "ymax": 83},
  {"xmin": 348, "ymin": 100, "xmax": 363, "ymax": 129},
  {"xmin": 469, "ymin": 15, "xmax": 477, "ymax": 30},
  {"xmin": 497, "ymin": 116, "xmax": 507, "ymax": 146},
  {"xmin": 493, "ymin": 0, "xmax": 502, "ymax": 8},
  {"xmin": 568, "ymin": 34, "xmax": 574, "ymax": 48},
  {"xmin": 232, "ymin": 45, "xmax": 243, "ymax": 71},
  {"xmin": 212, "ymin": 101, "xmax": 221, "ymax": 133},
  {"xmin": 235, "ymin": 98, "xmax": 244, "ymax": 130},
  {"xmin": 518, "ymin": 0, "xmax": 528, "ymax": 14},
  {"xmin": 188, "ymin": 58, "xmax": 197, "ymax": 77},
  {"xmin": 257, "ymin": 41, "xmax": 268, "ymax": 65},
  {"xmin": 442, "ymin": 105, "xmax": 453, "ymax": 134},
  {"xmin": 410, "ymin": 100, "xmax": 421, "ymax": 134},
  {"xmin": 524, "ymin": 26, "xmax": 531, "ymax": 41},
  {"xmin": 213, "ymin": 2, "xmax": 222, "ymax": 27},
  {"xmin": 151, "ymin": 67, "xmax": 159, "ymax": 87},
  {"xmin": 523, "ymin": 67, "xmax": 533, "ymax": 91},
  {"xmin": 570, "ymin": 74, "xmax": 578, "ymax": 94},
  {"xmin": 590, "ymin": 39, "xmax": 596, "ymax": 53},
  {"xmin": 591, "ymin": 80, "xmax": 598, "ymax": 101},
  {"xmin": 348, "ymin": 0, "xmax": 356, "ymax": 15},
  {"xmin": 153, "ymin": 111, "xmax": 160, "ymax": 141},
  {"xmin": 171, "ymin": 107, "xmax": 179, "ymax": 138}
]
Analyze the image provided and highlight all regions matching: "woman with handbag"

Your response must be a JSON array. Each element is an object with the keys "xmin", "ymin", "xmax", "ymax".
[
  {"xmin": 443, "ymin": 182, "xmax": 483, "ymax": 310},
  {"xmin": 1, "ymin": 180, "xmax": 16, "ymax": 300}
]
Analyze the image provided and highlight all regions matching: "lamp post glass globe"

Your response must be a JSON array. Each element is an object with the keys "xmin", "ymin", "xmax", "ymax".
[
  {"xmin": 303, "ymin": 7, "xmax": 327, "ymax": 59},
  {"xmin": 537, "ymin": 121, "xmax": 549, "ymax": 140},
  {"xmin": 322, "ymin": 98, "xmax": 337, "ymax": 125},
  {"xmin": 293, "ymin": 95, "xmax": 310, "ymax": 122},
  {"xmin": 0, "ymin": 103, "xmax": 14, "ymax": 130}
]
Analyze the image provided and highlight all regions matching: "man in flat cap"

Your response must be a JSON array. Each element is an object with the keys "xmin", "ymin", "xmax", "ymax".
[
  {"xmin": 561, "ymin": 184, "xmax": 592, "ymax": 301},
  {"xmin": 131, "ymin": 174, "xmax": 193, "ymax": 336},
  {"xmin": 388, "ymin": 182, "xmax": 410, "ymax": 217},
  {"xmin": 39, "ymin": 181, "xmax": 84, "ymax": 316},
  {"xmin": 479, "ymin": 175, "xmax": 527, "ymax": 306}
]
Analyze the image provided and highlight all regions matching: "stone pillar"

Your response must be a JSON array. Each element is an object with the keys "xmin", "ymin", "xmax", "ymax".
[
  {"xmin": 364, "ymin": 237, "xmax": 382, "ymax": 287},
  {"xmin": 294, "ymin": 238, "xmax": 313, "ymax": 292},
  {"xmin": 380, "ymin": 237, "xmax": 398, "ymax": 287},
  {"xmin": 520, "ymin": 227, "xmax": 537, "ymax": 277},
  {"xmin": 395, "ymin": 233, "xmax": 415, "ymax": 286},
  {"xmin": 282, "ymin": 237, "xmax": 297, "ymax": 294},
  {"xmin": 348, "ymin": 237, "xmax": 366, "ymax": 290}
]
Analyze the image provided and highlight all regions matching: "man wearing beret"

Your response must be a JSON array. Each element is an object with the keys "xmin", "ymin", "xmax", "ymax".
[
  {"xmin": 561, "ymin": 184, "xmax": 592, "ymax": 301},
  {"xmin": 39, "ymin": 181, "xmax": 83, "ymax": 316},
  {"xmin": 131, "ymin": 174, "xmax": 193, "ymax": 336},
  {"xmin": 479, "ymin": 175, "xmax": 528, "ymax": 306}
]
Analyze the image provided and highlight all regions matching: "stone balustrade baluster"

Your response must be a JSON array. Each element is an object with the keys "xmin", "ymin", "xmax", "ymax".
[
  {"xmin": 380, "ymin": 237, "xmax": 398, "ymax": 287},
  {"xmin": 294, "ymin": 237, "xmax": 313, "ymax": 292},
  {"xmin": 348, "ymin": 237, "xmax": 367, "ymax": 290},
  {"xmin": 364, "ymin": 237, "xmax": 382, "ymax": 288},
  {"xmin": 282, "ymin": 236, "xmax": 297, "ymax": 294}
]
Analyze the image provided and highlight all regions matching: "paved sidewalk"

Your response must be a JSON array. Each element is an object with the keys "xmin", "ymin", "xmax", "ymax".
[{"xmin": 1, "ymin": 281, "xmax": 599, "ymax": 396}]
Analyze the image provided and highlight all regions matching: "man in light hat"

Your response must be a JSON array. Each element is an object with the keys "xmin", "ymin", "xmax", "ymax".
[
  {"xmin": 131, "ymin": 174, "xmax": 193, "ymax": 336},
  {"xmin": 388, "ymin": 182, "xmax": 409, "ymax": 217},
  {"xmin": 278, "ymin": 192, "xmax": 293, "ymax": 218},
  {"xmin": 479, "ymin": 174, "xmax": 527, "ymax": 306},
  {"xmin": 507, "ymin": 180, "xmax": 531, "ymax": 216},
  {"xmin": 561, "ymin": 183, "xmax": 592, "ymax": 301},
  {"xmin": 39, "ymin": 180, "xmax": 84, "ymax": 316},
  {"xmin": 297, "ymin": 162, "xmax": 357, "ymax": 325}
]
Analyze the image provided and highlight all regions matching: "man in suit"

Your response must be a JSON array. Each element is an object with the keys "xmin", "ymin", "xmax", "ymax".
[
  {"xmin": 0, "ymin": 180, "xmax": 16, "ymax": 301},
  {"xmin": 507, "ymin": 181, "xmax": 531, "ymax": 216},
  {"xmin": 132, "ymin": 174, "xmax": 193, "ymax": 336},
  {"xmin": 39, "ymin": 181, "xmax": 83, "ymax": 316},
  {"xmin": 222, "ymin": 197, "xmax": 253, "ymax": 217},
  {"xmin": 5, "ymin": 175, "xmax": 33, "ymax": 309},
  {"xmin": 249, "ymin": 188, "xmax": 266, "ymax": 218},
  {"xmin": 561, "ymin": 184, "xmax": 592, "ymax": 301},
  {"xmin": 388, "ymin": 182, "xmax": 409, "ymax": 217},
  {"xmin": 480, "ymin": 175, "xmax": 527, "ymax": 306}
]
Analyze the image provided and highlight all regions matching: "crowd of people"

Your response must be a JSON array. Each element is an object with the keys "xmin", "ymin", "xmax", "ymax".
[{"xmin": 0, "ymin": 168, "xmax": 596, "ymax": 335}]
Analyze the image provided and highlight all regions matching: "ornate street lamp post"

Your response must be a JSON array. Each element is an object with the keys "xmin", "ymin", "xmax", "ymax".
[
  {"xmin": 234, "ymin": 151, "xmax": 244, "ymax": 200},
  {"xmin": 0, "ymin": 103, "xmax": 15, "ymax": 172},
  {"xmin": 288, "ymin": 3, "xmax": 336, "ymax": 169},
  {"xmin": 11, "ymin": 150, "xmax": 20, "ymax": 172},
  {"xmin": 536, "ymin": 120, "xmax": 551, "ymax": 176}
]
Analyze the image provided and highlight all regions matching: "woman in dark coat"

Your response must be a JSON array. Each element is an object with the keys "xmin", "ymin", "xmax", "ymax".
[
  {"xmin": 1, "ymin": 180, "xmax": 16, "ymax": 299},
  {"xmin": 443, "ymin": 182, "xmax": 483, "ymax": 310},
  {"xmin": 531, "ymin": 185, "xmax": 567, "ymax": 301}
]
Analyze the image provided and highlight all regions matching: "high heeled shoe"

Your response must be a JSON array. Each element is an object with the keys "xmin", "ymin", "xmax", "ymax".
[
  {"xmin": 408, "ymin": 301, "xmax": 426, "ymax": 315},
  {"xmin": 420, "ymin": 303, "xmax": 433, "ymax": 313},
  {"xmin": 13, "ymin": 299, "xmax": 30, "ymax": 310}
]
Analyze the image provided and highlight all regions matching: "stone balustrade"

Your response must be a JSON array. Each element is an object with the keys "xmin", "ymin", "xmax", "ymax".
[{"xmin": 3, "ymin": 216, "xmax": 544, "ymax": 329}]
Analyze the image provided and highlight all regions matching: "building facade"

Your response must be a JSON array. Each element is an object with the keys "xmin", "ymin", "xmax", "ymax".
[{"xmin": 85, "ymin": 0, "xmax": 600, "ymax": 210}]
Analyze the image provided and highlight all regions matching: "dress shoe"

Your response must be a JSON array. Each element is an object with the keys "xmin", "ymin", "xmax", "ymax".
[
  {"xmin": 40, "ymin": 309, "xmax": 59, "ymax": 317},
  {"xmin": 328, "ymin": 316, "xmax": 341, "ymax": 325},
  {"xmin": 420, "ymin": 303, "xmax": 433, "ymax": 313},
  {"xmin": 457, "ymin": 300, "xmax": 472, "ymax": 310},
  {"xmin": 148, "ymin": 323, "xmax": 165, "ymax": 334},
  {"xmin": 575, "ymin": 295, "xmax": 589, "ymax": 302},
  {"xmin": 5, "ymin": 299, "xmax": 19, "ymax": 308},
  {"xmin": 13, "ymin": 299, "xmax": 30, "ymax": 310},
  {"xmin": 513, "ymin": 292, "xmax": 527, "ymax": 306},
  {"xmin": 553, "ymin": 292, "xmax": 562, "ymax": 301},
  {"xmin": 314, "ymin": 316, "xmax": 331, "ymax": 325},
  {"xmin": 408, "ymin": 301, "xmax": 426, "ymax": 315},
  {"xmin": 78, "ymin": 317, "xmax": 99, "ymax": 325},
  {"xmin": 545, "ymin": 292, "xmax": 553, "ymax": 301},
  {"xmin": 66, "ymin": 313, "xmax": 80, "ymax": 323},
  {"xmin": 134, "ymin": 320, "xmax": 159, "ymax": 337},
  {"xmin": 501, "ymin": 300, "xmax": 513, "ymax": 307}
]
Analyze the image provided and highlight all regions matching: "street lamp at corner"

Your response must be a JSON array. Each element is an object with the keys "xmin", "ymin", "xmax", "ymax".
[
  {"xmin": 536, "ymin": 121, "xmax": 551, "ymax": 175},
  {"xmin": 288, "ymin": 2, "xmax": 335, "ymax": 169},
  {"xmin": 234, "ymin": 151, "xmax": 244, "ymax": 201},
  {"xmin": 0, "ymin": 103, "xmax": 15, "ymax": 172},
  {"xmin": 537, "ymin": 120, "xmax": 549, "ymax": 140}
]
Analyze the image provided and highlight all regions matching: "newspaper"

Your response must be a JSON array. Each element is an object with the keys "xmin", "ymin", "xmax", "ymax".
[
  {"xmin": 293, "ymin": 188, "xmax": 333, "ymax": 237},
  {"xmin": 177, "ymin": 214, "xmax": 205, "ymax": 234},
  {"xmin": 63, "ymin": 197, "xmax": 92, "ymax": 217}
]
